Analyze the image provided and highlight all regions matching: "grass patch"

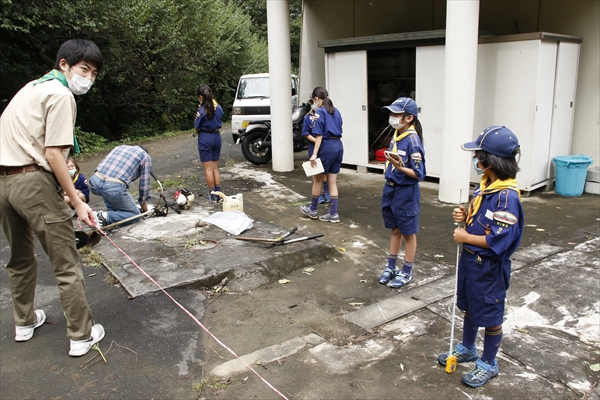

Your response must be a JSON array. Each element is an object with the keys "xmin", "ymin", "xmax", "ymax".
[
  {"xmin": 152, "ymin": 177, "xmax": 187, "ymax": 190},
  {"xmin": 79, "ymin": 247, "xmax": 105, "ymax": 267},
  {"xmin": 104, "ymin": 264, "xmax": 120, "ymax": 286},
  {"xmin": 192, "ymin": 377, "xmax": 232, "ymax": 393}
]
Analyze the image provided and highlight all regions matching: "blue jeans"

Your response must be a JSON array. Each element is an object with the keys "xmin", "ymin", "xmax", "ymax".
[{"xmin": 88, "ymin": 174, "xmax": 140, "ymax": 225}]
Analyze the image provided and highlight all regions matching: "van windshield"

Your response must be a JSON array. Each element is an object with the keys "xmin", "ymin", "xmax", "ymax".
[{"xmin": 237, "ymin": 77, "xmax": 270, "ymax": 99}]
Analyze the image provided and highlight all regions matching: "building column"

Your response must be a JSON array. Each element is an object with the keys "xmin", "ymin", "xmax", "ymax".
[
  {"xmin": 438, "ymin": 0, "xmax": 480, "ymax": 204},
  {"xmin": 266, "ymin": 0, "xmax": 294, "ymax": 172}
]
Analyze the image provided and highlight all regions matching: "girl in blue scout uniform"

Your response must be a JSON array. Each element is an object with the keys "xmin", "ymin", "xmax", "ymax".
[
  {"xmin": 437, "ymin": 126, "xmax": 524, "ymax": 388},
  {"xmin": 194, "ymin": 84, "xmax": 224, "ymax": 202},
  {"xmin": 302, "ymin": 97, "xmax": 331, "ymax": 204},
  {"xmin": 378, "ymin": 97, "xmax": 426, "ymax": 289},
  {"xmin": 300, "ymin": 87, "xmax": 343, "ymax": 223}
]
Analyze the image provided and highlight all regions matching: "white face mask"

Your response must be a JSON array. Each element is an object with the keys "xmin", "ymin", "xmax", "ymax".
[
  {"xmin": 310, "ymin": 103, "xmax": 319, "ymax": 111},
  {"xmin": 69, "ymin": 168, "xmax": 77, "ymax": 177},
  {"xmin": 389, "ymin": 116, "xmax": 406, "ymax": 130},
  {"xmin": 473, "ymin": 157, "xmax": 487, "ymax": 175},
  {"xmin": 68, "ymin": 72, "xmax": 93, "ymax": 95}
]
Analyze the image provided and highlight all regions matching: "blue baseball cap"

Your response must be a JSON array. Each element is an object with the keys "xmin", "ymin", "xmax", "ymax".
[
  {"xmin": 462, "ymin": 126, "xmax": 520, "ymax": 158},
  {"xmin": 382, "ymin": 97, "xmax": 418, "ymax": 117}
]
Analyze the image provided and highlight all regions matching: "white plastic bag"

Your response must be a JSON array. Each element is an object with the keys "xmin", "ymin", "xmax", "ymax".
[{"xmin": 201, "ymin": 211, "xmax": 253, "ymax": 235}]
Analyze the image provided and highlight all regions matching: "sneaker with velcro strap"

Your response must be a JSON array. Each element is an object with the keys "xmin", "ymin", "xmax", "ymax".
[
  {"xmin": 389, "ymin": 270, "xmax": 413, "ymax": 288},
  {"xmin": 437, "ymin": 342, "xmax": 478, "ymax": 366},
  {"xmin": 461, "ymin": 358, "xmax": 499, "ymax": 388},
  {"xmin": 15, "ymin": 309, "xmax": 46, "ymax": 342},
  {"xmin": 378, "ymin": 266, "xmax": 396, "ymax": 285}
]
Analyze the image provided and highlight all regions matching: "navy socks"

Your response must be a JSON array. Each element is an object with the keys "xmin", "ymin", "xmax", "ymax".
[
  {"xmin": 461, "ymin": 313, "xmax": 479, "ymax": 351},
  {"xmin": 330, "ymin": 197, "xmax": 338, "ymax": 214},
  {"xmin": 482, "ymin": 327, "xmax": 502, "ymax": 364},
  {"xmin": 387, "ymin": 254, "xmax": 398, "ymax": 269},
  {"xmin": 401, "ymin": 260, "xmax": 413, "ymax": 275}
]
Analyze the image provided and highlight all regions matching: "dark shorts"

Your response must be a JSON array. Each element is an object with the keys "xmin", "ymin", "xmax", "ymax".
[
  {"xmin": 319, "ymin": 139, "xmax": 343, "ymax": 174},
  {"xmin": 457, "ymin": 250, "xmax": 510, "ymax": 327},
  {"xmin": 381, "ymin": 182, "xmax": 420, "ymax": 235},
  {"xmin": 198, "ymin": 132, "xmax": 222, "ymax": 162}
]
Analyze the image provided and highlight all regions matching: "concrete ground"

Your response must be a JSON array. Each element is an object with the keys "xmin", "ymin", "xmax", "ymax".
[{"xmin": 1, "ymin": 129, "xmax": 599, "ymax": 400}]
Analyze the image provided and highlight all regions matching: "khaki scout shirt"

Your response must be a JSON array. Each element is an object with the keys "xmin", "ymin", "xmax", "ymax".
[{"xmin": 0, "ymin": 79, "xmax": 76, "ymax": 172}]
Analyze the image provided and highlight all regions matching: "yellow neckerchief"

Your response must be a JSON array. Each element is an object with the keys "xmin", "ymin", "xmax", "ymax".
[
  {"xmin": 199, "ymin": 99, "xmax": 219, "ymax": 116},
  {"xmin": 72, "ymin": 172, "xmax": 80, "ymax": 184},
  {"xmin": 466, "ymin": 176, "xmax": 521, "ymax": 225},
  {"xmin": 385, "ymin": 125, "xmax": 415, "ymax": 171}
]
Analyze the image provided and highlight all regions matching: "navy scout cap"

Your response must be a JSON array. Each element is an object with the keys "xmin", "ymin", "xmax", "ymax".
[
  {"xmin": 462, "ymin": 126, "xmax": 520, "ymax": 158},
  {"xmin": 382, "ymin": 97, "xmax": 418, "ymax": 117}
]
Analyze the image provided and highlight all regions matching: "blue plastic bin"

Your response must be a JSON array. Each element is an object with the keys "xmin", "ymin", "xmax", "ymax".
[{"xmin": 552, "ymin": 155, "xmax": 593, "ymax": 196}]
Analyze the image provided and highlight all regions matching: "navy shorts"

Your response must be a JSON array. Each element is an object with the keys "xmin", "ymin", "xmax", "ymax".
[
  {"xmin": 319, "ymin": 139, "xmax": 343, "ymax": 174},
  {"xmin": 457, "ymin": 250, "xmax": 510, "ymax": 327},
  {"xmin": 198, "ymin": 132, "xmax": 222, "ymax": 162},
  {"xmin": 381, "ymin": 182, "xmax": 420, "ymax": 235}
]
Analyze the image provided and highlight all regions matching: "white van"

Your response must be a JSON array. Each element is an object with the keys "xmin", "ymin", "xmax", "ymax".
[{"xmin": 231, "ymin": 73, "xmax": 299, "ymax": 141}]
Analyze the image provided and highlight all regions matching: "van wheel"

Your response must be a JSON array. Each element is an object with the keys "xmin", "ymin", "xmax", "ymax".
[{"xmin": 241, "ymin": 130, "xmax": 272, "ymax": 164}]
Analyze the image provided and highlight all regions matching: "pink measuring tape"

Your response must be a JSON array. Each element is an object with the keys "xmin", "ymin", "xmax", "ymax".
[{"xmin": 93, "ymin": 226, "xmax": 289, "ymax": 399}]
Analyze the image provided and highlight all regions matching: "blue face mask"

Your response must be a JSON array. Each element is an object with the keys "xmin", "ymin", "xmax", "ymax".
[{"xmin": 473, "ymin": 157, "xmax": 486, "ymax": 175}]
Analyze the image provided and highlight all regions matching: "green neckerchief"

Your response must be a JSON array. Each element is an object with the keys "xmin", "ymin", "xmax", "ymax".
[
  {"xmin": 33, "ymin": 69, "xmax": 69, "ymax": 88},
  {"xmin": 34, "ymin": 69, "xmax": 80, "ymax": 154}
]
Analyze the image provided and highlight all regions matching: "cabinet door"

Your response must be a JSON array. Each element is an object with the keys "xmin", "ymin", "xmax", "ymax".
[
  {"xmin": 325, "ymin": 51, "xmax": 368, "ymax": 166},
  {"xmin": 548, "ymin": 41, "xmax": 580, "ymax": 177}
]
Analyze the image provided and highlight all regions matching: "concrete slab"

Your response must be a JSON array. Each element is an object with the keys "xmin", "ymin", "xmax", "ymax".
[
  {"xmin": 211, "ymin": 333, "xmax": 324, "ymax": 377},
  {"xmin": 343, "ymin": 276, "xmax": 455, "ymax": 330},
  {"xmin": 92, "ymin": 206, "xmax": 335, "ymax": 297},
  {"xmin": 307, "ymin": 338, "xmax": 395, "ymax": 374},
  {"xmin": 511, "ymin": 242, "xmax": 563, "ymax": 263}
]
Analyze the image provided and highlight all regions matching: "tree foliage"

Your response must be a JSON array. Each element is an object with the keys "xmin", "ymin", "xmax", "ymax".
[{"xmin": 0, "ymin": 0, "xmax": 282, "ymax": 141}]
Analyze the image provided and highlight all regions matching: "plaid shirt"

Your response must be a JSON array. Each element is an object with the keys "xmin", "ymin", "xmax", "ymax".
[{"xmin": 95, "ymin": 145, "xmax": 152, "ymax": 204}]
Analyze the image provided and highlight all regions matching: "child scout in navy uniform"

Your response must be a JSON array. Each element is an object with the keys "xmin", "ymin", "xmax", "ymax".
[
  {"xmin": 302, "ymin": 97, "xmax": 331, "ymax": 204},
  {"xmin": 377, "ymin": 97, "xmax": 426, "ymax": 289},
  {"xmin": 437, "ymin": 126, "xmax": 524, "ymax": 388}
]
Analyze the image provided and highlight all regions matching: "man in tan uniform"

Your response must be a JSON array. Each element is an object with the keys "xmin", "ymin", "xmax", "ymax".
[{"xmin": 0, "ymin": 39, "xmax": 105, "ymax": 356}]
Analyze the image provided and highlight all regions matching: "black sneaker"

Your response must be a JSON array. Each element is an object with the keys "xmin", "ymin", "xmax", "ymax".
[{"xmin": 95, "ymin": 211, "xmax": 108, "ymax": 227}]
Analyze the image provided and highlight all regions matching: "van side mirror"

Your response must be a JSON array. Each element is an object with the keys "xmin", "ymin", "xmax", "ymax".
[{"xmin": 230, "ymin": 88, "xmax": 236, "ymax": 97}]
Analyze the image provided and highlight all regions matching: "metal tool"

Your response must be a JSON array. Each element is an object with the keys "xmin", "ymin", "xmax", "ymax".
[
  {"xmin": 236, "ymin": 227, "xmax": 298, "ymax": 245},
  {"xmin": 236, "ymin": 227, "xmax": 323, "ymax": 246},
  {"xmin": 100, "ymin": 172, "xmax": 179, "ymax": 231}
]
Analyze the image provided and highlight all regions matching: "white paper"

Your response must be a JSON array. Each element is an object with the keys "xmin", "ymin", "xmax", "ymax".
[
  {"xmin": 302, "ymin": 158, "xmax": 324, "ymax": 176},
  {"xmin": 201, "ymin": 211, "xmax": 253, "ymax": 235}
]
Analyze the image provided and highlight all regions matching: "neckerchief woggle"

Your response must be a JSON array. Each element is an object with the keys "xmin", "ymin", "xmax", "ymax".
[
  {"xmin": 466, "ymin": 176, "xmax": 521, "ymax": 226},
  {"xmin": 33, "ymin": 70, "xmax": 81, "ymax": 155},
  {"xmin": 385, "ymin": 125, "xmax": 416, "ymax": 171}
]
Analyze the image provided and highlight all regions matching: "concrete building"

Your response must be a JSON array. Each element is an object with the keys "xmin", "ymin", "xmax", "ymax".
[{"xmin": 267, "ymin": 0, "xmax": 598, "ymax": 202}]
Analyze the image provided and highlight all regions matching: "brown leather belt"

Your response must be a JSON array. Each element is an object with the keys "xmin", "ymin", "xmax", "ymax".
[{"xmin": 0, "ymin": 164, "xmax": 40, "ymax": 176}]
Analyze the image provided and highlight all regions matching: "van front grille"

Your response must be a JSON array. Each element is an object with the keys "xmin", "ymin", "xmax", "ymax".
[{"xmin": 241, "ymin": 106, "xmax": 270, "ymax": 115}]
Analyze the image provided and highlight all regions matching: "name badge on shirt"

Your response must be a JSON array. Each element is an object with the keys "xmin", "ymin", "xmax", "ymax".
[{"xmin": 485, "ymin": 209, "xmax": 494, "ymax": 220}]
